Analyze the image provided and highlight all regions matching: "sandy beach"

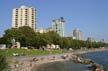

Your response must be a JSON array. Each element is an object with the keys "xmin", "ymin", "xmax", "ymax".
[
  {"xmin": 31, "ymin": 61, "xmax": 90, "ymax": 71},
  {"xmin": 10, "ymin": 53, "xmax": 73, "ymax": 71},
  {"xmin": 9, "ymin": 48, "xmax": 108, "ymax": 71}
]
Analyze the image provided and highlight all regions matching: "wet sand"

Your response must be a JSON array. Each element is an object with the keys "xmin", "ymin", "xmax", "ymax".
[{"xmin": 32, "ymin": 61, "xmax": 90, "ymax": 71}]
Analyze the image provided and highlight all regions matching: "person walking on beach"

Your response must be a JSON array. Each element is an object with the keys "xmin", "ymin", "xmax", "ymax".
[{"xmin": 29, "ymin": 61, "xmax": 32, "ymax": 67}]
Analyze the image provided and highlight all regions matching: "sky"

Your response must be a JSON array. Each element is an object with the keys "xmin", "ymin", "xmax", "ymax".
[{"xmin": 0, "ymin": 0, "xmax": 108, "ymax": 41}]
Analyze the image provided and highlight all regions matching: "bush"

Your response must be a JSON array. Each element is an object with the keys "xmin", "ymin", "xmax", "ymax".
[{"xmin": 0, "ymin": 55, "xmax": 10, "ymax": 71}]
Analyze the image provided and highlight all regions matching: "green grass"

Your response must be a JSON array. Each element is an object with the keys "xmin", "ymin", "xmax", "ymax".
[{"xmin": 0, "ymin": 49, "xmax": 63, "ymax": 56}]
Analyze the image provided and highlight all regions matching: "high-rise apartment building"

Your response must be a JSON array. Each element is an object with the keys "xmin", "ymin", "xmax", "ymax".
[
  {"xmin": 72, "ymin": 28, "xmax": 83, "ymax": 40},
  {"xmin": 87, "ymin": 37, "xmax": 95, "ymax": 42},
  {"xmin": 46, "ymin": 27, "xmax": 53, "ymax": 32},
  {"xmin": 52, "ymin": 17, "xmax": 65, "ymax": 37},
  {"xmin": 12, "ymin": 5, "xmax": 36, "ymax": 31}
]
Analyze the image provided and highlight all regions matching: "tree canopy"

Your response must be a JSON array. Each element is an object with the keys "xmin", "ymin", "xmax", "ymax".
[{"xmin": 0, "ymin": 26, "xmax": 107, "ymax": 49}]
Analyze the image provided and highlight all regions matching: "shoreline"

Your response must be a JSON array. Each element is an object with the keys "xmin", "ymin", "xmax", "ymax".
[
  {"xmin": 70, "ymin": 48, "xmax": 108, "ymax": 55},
  {"xmin": 9, "ymin": 48, "xmax": 108, "ymax": 71},
  {"xmin": 32, "ymin": 60, "xmax": 90, "ymax": 71}
]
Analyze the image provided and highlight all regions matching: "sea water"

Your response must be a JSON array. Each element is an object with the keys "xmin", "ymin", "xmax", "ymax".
[{"xmin": 81, "ymin": 51, "xmax": 108, "ymax": 70}]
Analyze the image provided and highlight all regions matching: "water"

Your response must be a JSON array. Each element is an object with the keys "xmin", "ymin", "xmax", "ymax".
[
  {"xmin": 32, "ymin": 61, "xmax": 89, "ymax": 71},
  {"xmin": 32, "ymin": 51, "xmax": 108, "ymax": 71},
  {"xmin": 81, "ymin": 51, "xmax": 108, "ymax": 70}
]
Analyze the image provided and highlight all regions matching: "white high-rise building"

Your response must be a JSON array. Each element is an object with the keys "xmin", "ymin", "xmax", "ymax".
[
  {"xmin": 12, "ymin": 5, "xmax": 36, "ymax": 31},
  {"xmin": 52, "ymin": 17, "xmax": 65, "ymax": 37},
  {"xmin": 72, "ymin": 28, "xmax": 83, "ymax": 40}
]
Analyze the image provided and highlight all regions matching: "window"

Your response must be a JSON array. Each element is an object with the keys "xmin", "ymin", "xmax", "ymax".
[
  {"xmin": 32, "ymin": 24, "xmax": 34, "ymax": 28},
  {"xmin": 25, "ymin": 9, "xmax": 28, "ymax": 12},
  {"xmin": 25, "ymin": 9, "xmax": 28, "ymax": 10},
  {"xmin": 15, "ymin": 19, "xmax": 18, "ymax": 21},
  {"xmin": 32, "ymin": 16, "xmax": 34, "ymax": 19},
  {"xmin": 15, "ymin": 25, "xmax": 18, "ymax": 28},
  {"xmin": 25, "ymin": 15, "xmax": 27, "ymax": 16},
  {"xmin": 25, "ymin": 12, "xmax": 27, "ymax": 15},
  {"xmin": 15, "ymin": 22, "xmax": 18, "ymax": 27},
  {"xmin": 16, "ymin": 9, "xmax": 18, "ymax": 11},
  {"xmin": 32, "ymin": 21, "xmax": 34, "ymax": 23}
]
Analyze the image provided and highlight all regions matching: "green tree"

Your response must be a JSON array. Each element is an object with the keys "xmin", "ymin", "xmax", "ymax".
[
  {"xmin": 47, "ymin": 31, "xmax": 62, "ymax": 45},
  {"xmin": 2, "ymin": 26, "xmax": 107, "ymax": 49},
  {"xmin": 61, "ymin": 37, "xmax": 71, "ymax": 49},
  {"xmin": 3, "ymin": 26, "xmax": 36, "ymax": 48},
  {"xmin": 18, "ymin": 26, "xmax": 36, "ymax": 47},
  {"xmin": 3, "ymin": 28, "xmax": 18, "ymax": 48},
  {"xmin": 0, "ymin": 37, "xmax": 6, "ymax": 44}
]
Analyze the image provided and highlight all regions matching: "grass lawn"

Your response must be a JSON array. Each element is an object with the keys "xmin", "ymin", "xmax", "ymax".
[{"xmin": 0, "ymin": 49, "xmax": 63, "ymax": 56}]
